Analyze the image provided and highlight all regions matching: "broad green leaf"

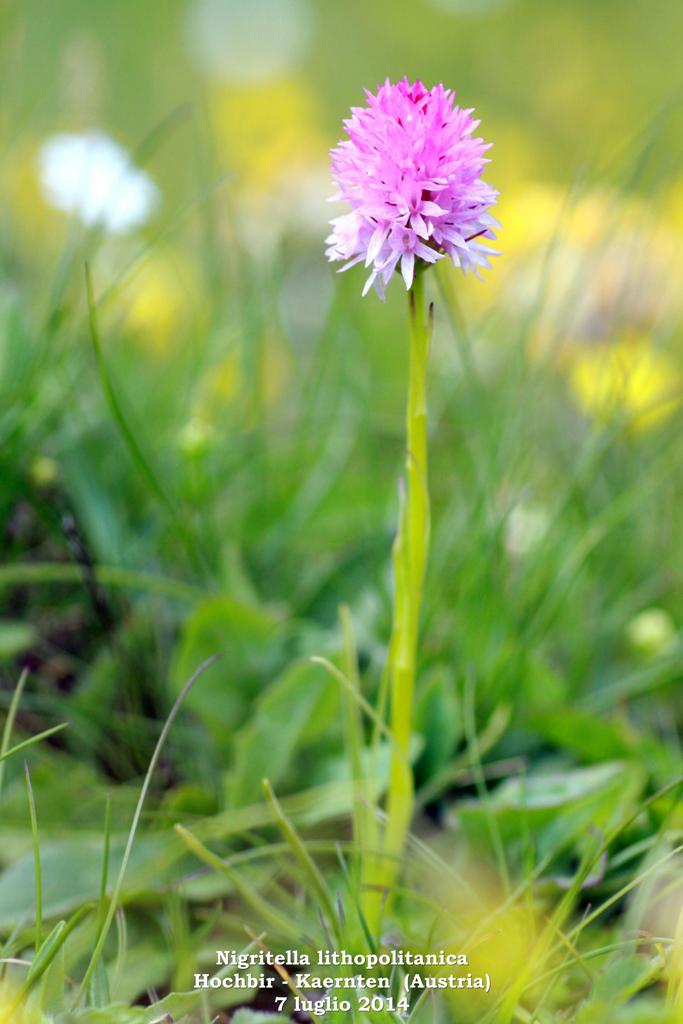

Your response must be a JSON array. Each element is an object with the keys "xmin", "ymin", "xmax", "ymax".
[
  {"xmin": 228, "ymin": 659, "xmax": 336, "ymax": 805},
  {"xmin": 414, "ymin": 668, "xmax": 461, "ymax": 783},
  {"xmin": 0, "ymin": 835, "xmax": 185, "ymax": 931},
  {"xmin": 170, "ymin": 596, "xmax": 282, "ymax": 750},
  {"xmin": 108, "ymin": 941, "xmax": 172, "ymax": 1005},
  {"xmin": 459, "ymin": 761, "xmax": 644, "ymax": 858},
  {"xmin": 575, "ymin": 999, "xmax": 677, "ymax": 1024},
  {"xmin": 37, "ymin": 943, "xmax": 66, "ymax": 1014},
  {"xmin": 56, "ymin": 1008, "xmax": 149, "ymax": 1024},
  {"xmin": 592, "ymin": 952, "xmax": 663, "ymax": 1002},
  {"xmin": 529, "ymin": 708, "xmax": 636, "ymax": 761},
  {"xmin": 146, "ymin": 989, "xmax": 220, "ymax": 1020},
  {"xmin": 529, "ymin": 707, "xmax": 680, "ymax": 783}
]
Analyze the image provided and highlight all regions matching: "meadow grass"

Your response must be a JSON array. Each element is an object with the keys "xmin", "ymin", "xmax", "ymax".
[{"xmin": 1, "ymin": 87, "xmax": 683, "ymax": 1024}]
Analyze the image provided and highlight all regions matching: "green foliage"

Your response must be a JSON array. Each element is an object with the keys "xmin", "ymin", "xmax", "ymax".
[
  {"xmin": 459, "ymin": 761, "xmax": 645, "ymax": 859},
  {"xmin": 229, "ymin": 660, "xmax": 336, "ymax": 804},
  {"xmin": 170, "ymin": 596, "xmax": 281, "ymax": 751}
]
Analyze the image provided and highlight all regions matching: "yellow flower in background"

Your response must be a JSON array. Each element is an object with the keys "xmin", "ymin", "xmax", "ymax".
[
  {"xmin": 211, "ymin": 78, "xmax": 330, "ymax": 252},
  {"xmin": 213, "ymin": 77, "xmax": 325, "ymax": 193},
  {"xmin": 475, "ymin": 182, "xmax": 683, "ymax": 355},
  {"xmin": 458, "ymin": 901, "xmax": 538, "ymax": 1013},
  {"xmin": 667, "ymin": 180, "xmax": 683, "ymax": 236},
  {"xmin": 458, "ymin": 181, "xmax": 683, "ymax": 432},
  {"xmin": 499, "ymin": 181, "xmax": 679, "ymax": 258},
  {"xmin": 192, "ymin": 328, "xmax": 291, "ymax": 428},
  {"xmin": 1, "ymin": 140, "xmax": 57, "ymax": 250},
  {"xmin": 199, "ymin": 350, "xmax": 241, "ymax": 409},
  {"xmin": 499, "ymin": 181, "xmax": 568, "ymax": 256},
  {"xmin": 569, "ymin": 335, "xmax": 681, "ymax": 432},
  {"xmin": 116, "ymin": 249, "xmax": 202, "ymax": 355},
  {"xmin": 29, "ymin": 455, "xmax": 60, "ymax": 489},
  {"xmin": 420, "ymin": 863, "xmax": 542, "ymax": 1019},
  {"xmin": 0, "ymin": 983, "xmax": 39, "ymax": 1024},
  {"xmin": 0, "ymin": 986, "xmax": 11, "ymax": 1024}
]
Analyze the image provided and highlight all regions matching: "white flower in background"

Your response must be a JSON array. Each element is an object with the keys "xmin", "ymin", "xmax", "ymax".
[
  {"xmin": 186, "ymin": 0, "xmax": 312, "ymax": 83},
  {"xmin": 37, "ymin": 132, "xmax": 159, "ymax": 234},
  {"xmin": 505, "ymin": 501, "xmax": 549, "ymax": 558}
]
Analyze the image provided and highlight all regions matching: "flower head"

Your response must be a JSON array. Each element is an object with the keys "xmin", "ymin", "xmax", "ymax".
[{"xmin": 326, "ymin": 77, "xmax": 499, "ymax": 298}]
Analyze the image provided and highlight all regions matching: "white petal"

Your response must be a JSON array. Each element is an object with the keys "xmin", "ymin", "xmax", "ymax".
[
  {"xmin": 365, "ymin": 225, "xmax": 387, "ymax": 267},
  {"xmin": 401, "ymin": 252, "xmax": 415, "ymax": 290}
]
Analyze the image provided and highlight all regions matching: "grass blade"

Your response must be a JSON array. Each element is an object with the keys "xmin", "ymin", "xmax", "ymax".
[
  {"xmin": 175, "ymin": 824, "xmax": 294, "ymax": 936},
  {"xmin": 24, "ymin": 761, "xmax": 42, "ymax": 953},
  {"xmin": 0, "ymin": 724, "xmax": 69, "ymax": 766},
  {"xmin": 262, "ymin": 778, "xmax": 342, "ymax": 946},
  {"xmin": 0, "ymin": 668, "xmax": 28, "ymax": 794},
  {"xmin": 74, "ymin": 654, "xmax": 220, "ymax": 1004}
]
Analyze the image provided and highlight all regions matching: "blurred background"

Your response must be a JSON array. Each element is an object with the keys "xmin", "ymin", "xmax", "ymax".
[{"xmin": 1, "ymin": 1, "xmax": 683, "ymax": 995}]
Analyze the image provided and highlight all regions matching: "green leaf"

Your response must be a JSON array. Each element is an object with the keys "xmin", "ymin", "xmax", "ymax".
[
  {"xmin": 592, "ymin": 952, "xmax": 663, "ymax": 1002},
  {"xmin": 414, "ymin": 668, "xmax": 461, "ymax": 783},
  {"xmin": 459, "ymin": 761, "xmax": 645, "ymax": 859},
  {"xmin": 0, "ymin": 835, "xmax": 184, "ymax": 931},
  {"xmin": 108, "ymin": 941, "xmax": 172, "ymax": 1005},
  {"xmin": 529, "ymin": 708, "xmax": 636, "ymax": 761},
  {"xmin": 228, "ymin": 659, "xmax": 336, "ymax": 805},
  {"xmin": 38, "ymin": 942, "xmax": 67, "ymax": 1014},
  {"xmin": 88, "ymin": 958, "xmax": 110, "ymax": 1009},
  {"xmin": 576, "ymin": 999, "xmax": 677, "ymax": 1024},
  {"xmin": 529, "ymin": 707, "xmax": 678, "ymax": 783},
  {"xmin": 146, "ymin": 989, "xmax": 221, "ymax": 1020},
  {"xmin": 314, "ymin": 736, "xmax": 422, "ymax": 791},
  {"xmin": 56, "ymin": 1007, "xmax": 148, "ymax": 1024},
  {"xmin": 170, "ymin": 597, "xmax": 281, "ymax": 750}
]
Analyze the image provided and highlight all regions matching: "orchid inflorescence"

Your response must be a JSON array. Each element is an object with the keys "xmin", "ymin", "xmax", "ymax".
[{"xmin": 327, "ymin": 76, "xmax": 499, "ymax": 297}]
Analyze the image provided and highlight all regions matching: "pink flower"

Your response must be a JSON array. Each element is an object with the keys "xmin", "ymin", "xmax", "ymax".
[{"xmin": 326, "ymin": 77, "xmax": 499, "ymax": 298}]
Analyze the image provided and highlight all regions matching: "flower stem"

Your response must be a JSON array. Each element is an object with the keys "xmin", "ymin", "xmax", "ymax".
[{"xmin": 384, "ymin": 271, "xmax": 431, "ymax": 873}]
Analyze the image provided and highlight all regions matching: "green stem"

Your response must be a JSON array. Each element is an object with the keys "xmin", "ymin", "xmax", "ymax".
[
  {"xmin": 384, "ymin": 271, "xmax": 431, "ymax": 872},
  {"xmin": 25, "ymin": 762, "xmax": 42, "ymax": 954}
]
